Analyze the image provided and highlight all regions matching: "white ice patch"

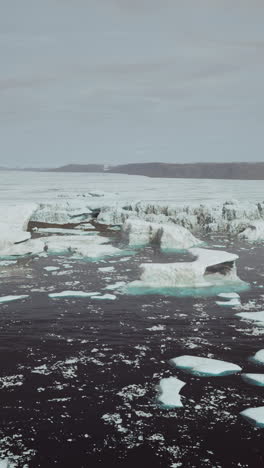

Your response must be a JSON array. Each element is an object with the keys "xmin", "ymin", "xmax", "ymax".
[
  {"xmin": 0, "ymin": 203, "xmax": 36, "ymax": 256},
  {"xmin": 130, "ymin": 248, "xmax": 241, "ymax": 289},
  {"xmin": 91, "ymin": 294, "xmax": 116, "ymax": 300},
  {"xmin": 122, "ymin": 219, "xmax": 200, "ymax": 250},
  {"xmin": 240, "ymin": 406, "xmax": 264, "ymax": 428},
  {"xmin": 157, "ymin": 376, "xmax": 186, "ymax": 408},
  {"xmin": 105, "ymin": 281, "xmax": 126, "ymax": 291},
  {"xmin": 49, "ymin": 291, "xmax": 100, "ymax": 298},
  {"xmin": 241, "ymin": 374, "xmax": 264, "ymax": 387},
  {"xmin": 98, "ymin": 266, "xmax": 115, "ymax": 272},
  {"xmin": 0, "ymin": 295, "xmax": 29, "ymax": 304},
  {"xmin": 43, "ymin": 266, "xmax": 60, "ymax": 272},
  {"xmin": 42, "ymin": 234, "xmax": 122, "ymax": 259},
  {"xmin": 236, "ymin": 311, "xmax": 264, "ymax": 326},
  {"xmin": 216, "ymin": 298, "xmax": 241, "ymax": 307},
  {"xmin": 217, "ymin": 292, "xmax": 240, "ymax": 299},
  {"xmin": 251, "ymin": 349, "xmax": 264, "ymax": 365},
  {"xmin": 171, "ymin": 355, "xmax": 242, "ymax": 377}
]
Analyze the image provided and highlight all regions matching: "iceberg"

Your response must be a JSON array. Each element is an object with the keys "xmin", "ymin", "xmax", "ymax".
[
  {"xmin": 0, "ymin": 295, "xmax": 29, "ymax": 304},
  {"xmin": 170, "ymin": 355, "xmax": 242, "ymax": 377},
  {"xmin": 129, "ymin": 248, "xmax": 242, "ymax": 290},
  {"xmin": 250, "ymin": 350, "xmax": 264, "ymax": 365},
  {"xmin": 240, "ymin": 406, "xmax": 264, "ymax": 428},
  {"xmin": 157, "ymin": 376, "xmax": 186, "ymax": 408},
  {"xmin": 241, "ymin": 374, "xmax": 264, "ymax": 387},
  {"xmin": 122, "ymin": 219, "xmax": 200, "ymax": 250},
  {"xmin": 236, "ymin": 311, "xmax": 264, "ymax": 326}
]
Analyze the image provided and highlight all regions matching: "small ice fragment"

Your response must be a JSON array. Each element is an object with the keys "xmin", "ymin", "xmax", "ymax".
[
  {"xmin": 0, "ymin": 295, "xmax": 29, "ymax": 304},
  {"xmin": 49, "ymin": 291, "xmax": 100, "ymax": 298},
  {"xmin": 157, "ymin": 376, "xmax": 186, "ymax": 408},
  {"xmin": 240, "ymin": 406, "xmax": 264, "ymax": 428},
  {"xmin": 44, "ymin": 266, "xmax": 60, "ymax": 272},
  {"xmin": 171, "ymin": 355, "xmax": 242, "ymax": 377},
  {"xmin": 242, "ymin": 374, "xmax": 264, "ymax": 387},
  {"xmin": 251, "ymin": 349, "xmax": 264, "ymax": 365}
]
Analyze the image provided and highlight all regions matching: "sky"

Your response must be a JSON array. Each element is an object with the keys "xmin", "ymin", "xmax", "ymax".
[{"xmin": 1, "ymin": 0, "xmax": 264, "ymax": 167}]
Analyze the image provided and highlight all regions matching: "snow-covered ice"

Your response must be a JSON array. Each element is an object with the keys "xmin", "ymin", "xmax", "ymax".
[
  {"xmin": 157, "ymin": 376, "xmax": 186, "ymax": 408},
  {"xmin": 170, "ymin": 355, "xmax": 242, "ymax": 377},
  {"xmin": 240, "ymin": 406, "xmax": 264, "ymax": 428},
  {"xmin": 241, "ymin": 374, "xmax": 264, "ymax": 387}
]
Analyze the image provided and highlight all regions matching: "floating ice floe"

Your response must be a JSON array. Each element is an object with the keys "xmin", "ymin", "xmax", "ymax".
[
  {"xmin": 0, "ymin": 295, "xmax": 29, "ymax": 304},
  {"xmin": 236, "ymin": 311, "xmax": 264, "ymax": 326},
  {"xmin": 49, "ymin": 291, "xmax": 100, "ymax": 298},
  {"xmin": 157, "ymin": 376, "xmax": 186, "ymax": 408},
  {"xmin": 129, "ymin": 248, "xmax": 243, "ymax": 290},
  {"xmin": 98, "ymin": 266, "xmax": 115, "ymax": 272},
  {"xmin": 122, "ymin": 219, "xmax": 200, "ymax": 250},
  {"xmin": 170, "ymin": 355, "xmax": 242, "ymax": 377},
  {"xmin": 42, "ymin": 235, "xmax": 122, "ymax": 259},
  {"xmin": 240, "ymin": 406, "xmax": 264, "ymax": 428},
  {"xmin": 91, "ymin": 294, "xmax": 116, "ymax": 300},
  {"xmin": 250, "ymin": 350, "xmax": 264, "ymax": 365},
  {"xmin": 238, "ymin": 220, "xmax": 264, "ymax": 242},
  {"xmin": 216, "ymin": 298, "xmax": 241, "ymax": 307},
  {"xmin": 218, "ymin": 292, "xmax": 240, "ymax": 299},
  {"xmin": 43, "ymin": 266, "xmax": 60, "ymax": 272},
  {"xmin": 241, "ymin": 374, "xmax": 264, "ymax": 387},
  {"xmin": 0, "ymin": 260, "xmax": 17, "ymax": 266},
  {"xmin": 105, "ymin": 281, "xmax": 126, "ymax": 291}
]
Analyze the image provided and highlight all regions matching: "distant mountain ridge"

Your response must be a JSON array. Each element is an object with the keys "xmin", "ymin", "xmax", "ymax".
[{"xmin": 2, "ymin": 162, "xmax": 264, "ymax": 179}]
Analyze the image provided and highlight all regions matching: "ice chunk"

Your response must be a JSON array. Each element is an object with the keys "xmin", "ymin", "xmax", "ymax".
[
  {"xmin": 236, "ymin": 311, "xmax": 264, "ymax": 326},
  {"xmin": 91, "ymin": 294, "xmax": 116, "ymax": 300},
  {"xmin": 240, "ymin": 406, "xmax": 264, "ymax": 428},
  {"xmin": 49, "ymin": 291, "xmax": 100, "ymax": 298},
  {"xmin": 0, "ymin": 295, "xmax": 29, "ymax": 304},
  {"xmin": 171, "ymin": 355, "xmax": 242, "ymax": 377},
  {"xmin": 130, "ymin": 248, "xmax": 241, "ymax": 289},
  {"xmin": 98, "ymin": 266, "xmax": 115, "ymax": 272},
  {"xmin": 238, "ymin": 221, "xmax": 264, "ymax": 242},
  {"xmin": 241, "ymin": 374, "xmax": 264, "ymax": 387},
  {"xmin": 217, "ymin": 292, "xmax": 240, "ymax": 299},
  {"xmin": 42, "ymin": 235, "xmax": 122, "ymax": 259},
  {"xmin": 157, "ymin": 376, "xmax": 186, "ymax": 408},
  {"xmin": 251, "ymin": 349, "xmax": 264, "ymax": 365},
  {"xmin": 43, "ymin": 266, "xmax": 60, "ymax": 272},
  {"xmin": 122, "ymin": 219, "xmax": 200, "ymax": 250},
  {"xmin": 216, "ymin": 298, "xmax": 241, "ymax": 307},
  {"xmin": 105, "ymin": 281, "xmax": 126, "ymax": 291}
]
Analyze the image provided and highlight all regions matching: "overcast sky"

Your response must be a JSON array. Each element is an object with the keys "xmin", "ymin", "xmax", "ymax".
[{"xmin": 1, "ymin": 0, "xmax": 264, "ymax": 167}]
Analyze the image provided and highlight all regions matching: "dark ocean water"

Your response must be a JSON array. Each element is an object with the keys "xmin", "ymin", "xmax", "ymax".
[{"xmin": 0, "ymin": 233, "xmax": 264, "ymax": 467}]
